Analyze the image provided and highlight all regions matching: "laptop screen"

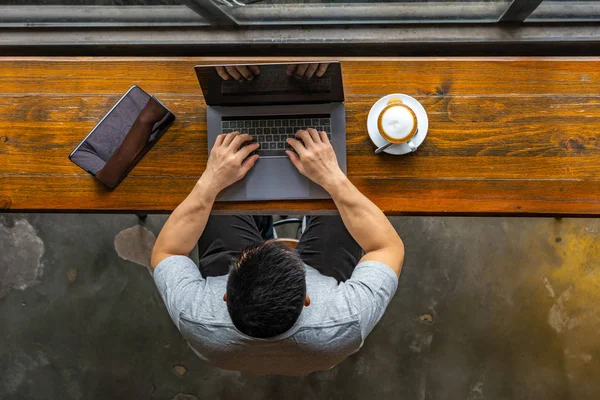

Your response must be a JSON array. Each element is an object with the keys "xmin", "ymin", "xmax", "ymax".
[{"xmin": 195, "ymin": 62, "xmax": 344, "ymax": 107}]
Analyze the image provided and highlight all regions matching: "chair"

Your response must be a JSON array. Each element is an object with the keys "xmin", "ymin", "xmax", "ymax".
[{"xmin": 272, "ymin": 216, "xmax": 307, "ymax": 249}]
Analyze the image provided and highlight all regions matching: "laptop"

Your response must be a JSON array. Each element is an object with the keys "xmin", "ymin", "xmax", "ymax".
[{"xmin": 195, "ymin": 62, "xmax": 346, "ymax": 201}]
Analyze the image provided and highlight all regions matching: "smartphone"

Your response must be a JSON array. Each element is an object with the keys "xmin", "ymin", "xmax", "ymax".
[{"xmin": 69, "ymin": 85, "xmax": 175, "ymax": 189}]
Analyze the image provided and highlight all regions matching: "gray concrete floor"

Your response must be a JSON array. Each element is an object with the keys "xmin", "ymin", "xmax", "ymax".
[{"xmin": 1, "ymin": 214, "xmax": 599, "ymax": 400}]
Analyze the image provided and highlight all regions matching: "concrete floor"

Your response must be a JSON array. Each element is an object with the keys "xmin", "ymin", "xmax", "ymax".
[{"xmin": 1, "ymin": 214, "xmax": 599, "ymax": 400}]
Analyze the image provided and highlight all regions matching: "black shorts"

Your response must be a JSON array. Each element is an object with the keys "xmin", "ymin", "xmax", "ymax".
[{"xmin": 197, "ymin": 216, "xmax": 362, "ymax": 283}]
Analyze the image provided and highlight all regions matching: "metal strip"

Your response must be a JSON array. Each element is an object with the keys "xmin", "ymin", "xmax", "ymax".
[
  {"xmin": 1, "ymin": 25, "xmax": 599, "ymax": 46},
  {"xmin": 224, "ymin": 2, "xmax": 510, "ymax": 25},
  {"xmin": 1, "ymin": 24, "xmax": 600, "ymax": 56},
  {"xmin": 0, "ymin": 5, "xmax": 208, "ymax": 27},
  {"xmin": 499, "ymin": 0, "xmax": 545, "ymax": 22}
]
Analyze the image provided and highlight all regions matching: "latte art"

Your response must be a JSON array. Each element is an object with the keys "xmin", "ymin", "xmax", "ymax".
[{"xmin": 377, "ymin": 101, "xmax": 417, "ymax": 144}]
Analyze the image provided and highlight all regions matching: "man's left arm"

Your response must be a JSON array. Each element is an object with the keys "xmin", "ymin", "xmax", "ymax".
[{"xmin": 151, "ymin": 132, "xmax": 259, "ymax": 269}]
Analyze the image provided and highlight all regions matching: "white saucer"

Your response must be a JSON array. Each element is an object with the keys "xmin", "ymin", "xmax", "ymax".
[{"xmin": 367, "ymin": 94, "xmax": 429, "ymax": 155}]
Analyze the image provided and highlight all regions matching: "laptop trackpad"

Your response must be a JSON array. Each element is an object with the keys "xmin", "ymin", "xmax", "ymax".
[{"xmin": 246, "ymin": 158, "xmax": 310, "ymax": 199}]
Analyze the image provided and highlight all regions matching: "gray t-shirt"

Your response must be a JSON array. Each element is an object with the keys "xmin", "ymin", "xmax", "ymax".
[{"xmin": 154, "ymin": 256, "xmax": 398, "ymax": 376}]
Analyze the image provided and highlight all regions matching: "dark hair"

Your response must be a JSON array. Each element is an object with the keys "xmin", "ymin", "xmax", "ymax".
[{"xmin": 226, "ymin": 240, "xmax": 306, "ymax": 339}]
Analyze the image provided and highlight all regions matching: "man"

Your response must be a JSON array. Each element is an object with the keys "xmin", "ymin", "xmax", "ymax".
[{"xmin": 151, "ymin": 128, "xmax": 404, "ymax": 376}]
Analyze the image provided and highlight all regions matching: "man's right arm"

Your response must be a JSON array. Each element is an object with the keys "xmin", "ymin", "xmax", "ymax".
[{"xmin": 286, "ymin": 128, "xmax": 404, "ymax": 276}]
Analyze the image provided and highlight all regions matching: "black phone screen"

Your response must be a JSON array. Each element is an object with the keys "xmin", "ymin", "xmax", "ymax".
[{"xmin": 69, "ymin": 86, "xmax": 175, "ymax": 189}]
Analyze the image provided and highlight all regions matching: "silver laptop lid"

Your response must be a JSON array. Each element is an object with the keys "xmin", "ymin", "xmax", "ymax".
[{"xmin": 195, "ymin": 61, "xmax": 344, "ymax": 107}]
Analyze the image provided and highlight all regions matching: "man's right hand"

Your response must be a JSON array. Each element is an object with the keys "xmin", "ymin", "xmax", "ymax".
[
  {"xmin": 199, "ymin": 132, "xmax": 260, "ymax": 196},
  {"xmin": 286, "ymin": 128, "xmax": 345, "ymax": 190},
  {"xmin": 152, "ymin": 135, "xmax": 259, "ymax": 269}
]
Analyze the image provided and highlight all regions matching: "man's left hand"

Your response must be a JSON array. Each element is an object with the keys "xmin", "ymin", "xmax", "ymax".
[
  {"xmin": 216, "ymin": 65, "xmax": 260, "ymax": 81},
  {"xmin": 199, "ymin": 132, "xmax": 260, "ymax": 195}
]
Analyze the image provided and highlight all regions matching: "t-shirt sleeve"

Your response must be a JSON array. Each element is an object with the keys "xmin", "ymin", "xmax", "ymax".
[
  {"xmin": 153, "ymin": 255, "xmax": 205, "ymax": 329},
  {"xmin": 341, "ymin": 261, "xmax": 399, "ymax": 340}
]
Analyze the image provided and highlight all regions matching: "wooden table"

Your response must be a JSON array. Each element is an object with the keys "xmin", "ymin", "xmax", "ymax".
[{"xmin": 1, "ymin": 57, "xmax": 599, "ymax": 215}]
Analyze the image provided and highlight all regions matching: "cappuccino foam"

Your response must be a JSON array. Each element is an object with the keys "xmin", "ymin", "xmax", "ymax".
[{"xmin": 380, "ymin": 105, "xmax": 416, "ymax": 141}]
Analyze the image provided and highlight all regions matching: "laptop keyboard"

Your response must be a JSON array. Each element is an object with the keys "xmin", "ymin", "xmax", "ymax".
[{"xmin": 221, "ymin": 115, "xmax": 331, "ymax": 157}]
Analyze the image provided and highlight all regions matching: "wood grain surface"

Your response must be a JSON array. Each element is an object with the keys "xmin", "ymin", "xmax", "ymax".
[{"xmin": 1, "ymin": 57, "xmax": 599, "ymax": 215}]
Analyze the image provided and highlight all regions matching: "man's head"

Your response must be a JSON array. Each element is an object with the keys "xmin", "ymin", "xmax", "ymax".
[{"xmin": 225, "ymin": 240, "xmax": 308, "ymax": 339}]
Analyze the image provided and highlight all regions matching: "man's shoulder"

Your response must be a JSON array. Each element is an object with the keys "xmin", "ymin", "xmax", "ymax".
[
  {"xmin": 177, "ymin": 274, "xmax": 229, "ymax": 321},
  {"xmin": 300, "ymin": 267, "xmax": 363, "ymax": 327}
]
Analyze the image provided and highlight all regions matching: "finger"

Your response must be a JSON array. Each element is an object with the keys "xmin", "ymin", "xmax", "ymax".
[
  {"xmin": 237, "ymin": 142, "xmax": 260, "ymax": 160},
  {"xmin": 287, "ymin": 137, "xmax": 308, "ymax": 157},
  {"xmin": 240, "ymin": 154, "xmax": 260, "ymax": 175},
  {"xmin": 215, "ymin": 133, "xmax": 226, "ymax": 146},
  {"xmin": 296, "ymin": 130, "xmax": 315, "ymax": 148},
  {"xmin": 304, "ymin": 63, "xmax": 319, "ymax": 79},
  {"xmin": 229, "ymin": 133, "xmax": 252, "ymax": 150},
  {"xmin": 222, "ymin": 131, "xmax": 240, "ymax": 146},
  {"xmin": 315, "ymin": 63, "xmax": 329, "ymax": 77},
  {"xmin": 286, "ymin": 64, "xmax": 297, "ymax": 76},
  {"xmin": 286, "ymin": 150, "xmax": 305, "ymax": 174},
  {"xmin": 225, "ymin": 66, "xmax": 243, "ymax": 81},
  {"xmin": 249, "ymin": 65, "xmax": 261, "ymax": 76},
  {"xmin": 294, "ymin": 64, "xmax": 309, "ymax": 79},
  {"xmin": 306, "ymin": 127, "xmax": 321, "ymax": 143},
  {"xmin": 318, "ymin": 130, "xmax": 329, "ymax": 143},
  {"xmin": 236, "ymin": 65, "xmax": 254, "ymax": 80},
  {"xmin": 215, "ymin": 66, "xmax": 230, "ymax": 81}
]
